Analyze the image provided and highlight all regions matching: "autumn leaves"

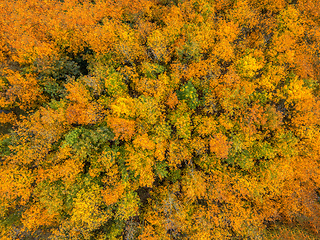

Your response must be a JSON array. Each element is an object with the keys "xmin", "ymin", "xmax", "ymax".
[{"xmin": 1, "ymin": 0, "xmax": 320, "ymax": 239}]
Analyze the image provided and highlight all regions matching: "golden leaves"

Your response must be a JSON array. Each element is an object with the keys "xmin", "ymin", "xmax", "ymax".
[
  {"xmin": 86, "ymin": 19, "xmax": 117, "ymax": 55},
  {"xmin": 65, "ymin": 80, "xmax": 102, "ymax": 125},
  {"xmin": 21, "ymin": 204, "xmax": 58, "ymax": 232},
  {"xmin": 166, "ymin": 92, "xmax": 179, "ymax": 109},
  {"xmin": 102, "ymin": 182, "xmax": 125, "ymax": 206},
  {"xmin": 154, "ymin": 140, "xmax": 168, "ymax": 162},
  {"xmin": 210, "ymin": 133, "xmax": 232, "ymax": 159},
  {"xmin": 216, "ymin": 20, "xmax": 240, "ymax": 43},
  {"xmin": 259, "ymin": 63, "xmax": 286, "ymax": 91},
  {"xmin": 194, "ymin": 115, "xmax": 217, "ymax": 137},
  {"xmin": 65, "ymin": 80, "xmax": 91, "ymax": 104},
  {"xmin": 133, "ymin": 133, "xmax": 155, "ymax": 151},
  {"xmin": 71, "ymin": 184, "xmax": 108, "ymax": 231},
  {"xmin": 251, "ymin": 0, "xmax": 287, "ymax": 13},
  {"xmin": 236, "ymin": 53, "xmax": 264, "ymax": 78},
  {"xmin": 298, "ymin": 0, "xmax": 320, "ymax": 21},
  {"xmin": 278, "ymin": 5, "xmax": 305, "ymax": 37},
  {"xmin": 126, "ymin": 143, "xmax": 155, "ymax": 187},
  {"xmin": 37, "ymin": 156, "xmax": 83, "ymax": 187},
  {"xmin": 0, "ymin": 112, "xmax": 17, "ymax": 124},
  {"xmin": 136, "ymin": 95, "xmax": 162, "ymax": 125},
  {"xmin": 116, "ymin": 191, "xmax": 140, "ymax": 221},
  {"xmin": 111, "ymin": 97, "xmax": 136, "ymax": 118},
  {"xmin": 229, "ymin": 0, "xmax": 259, "ymax": 28},
  {"xmin": 285, "ymin": 76, "xmax": 313, "ymax": 104},
  {"xmin": 0, "ymin": 166, "xmax": 33, "ymax": 207},
  {"xmin": 147, "ymin": 29, "xmax": 171, "ymax": 63},
  {"xmin": 115, "ymin": 24, "xmax": 146, "ymax": 64},
  {"xmin": 213, "ymin": 39, "xmax": 235, "ymax": 62},
  {"xmin": 1, "ymin": 69, "xmax": 45, "ymax": 110},
  {"xmin": 163, "ymin": 5, "xmax": 184, "ymax": 42},
  {"xmin": 182, "ymin": 169, "xmax": 207, "ymax": 201},
  {"xmin": 168, "ymin": 140, "xmax": 192, "ymax": 168}
]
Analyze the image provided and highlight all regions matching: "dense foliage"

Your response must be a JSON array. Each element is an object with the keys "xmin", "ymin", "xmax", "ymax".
[{"xmin": 1, "ymin": 0, "xmax": 320, "ymax": 239}]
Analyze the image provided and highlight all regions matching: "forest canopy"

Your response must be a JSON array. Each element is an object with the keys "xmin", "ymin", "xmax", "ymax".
[{"xmin": 1, "ymin": 0, "xmax": 320, "ymax": 239}]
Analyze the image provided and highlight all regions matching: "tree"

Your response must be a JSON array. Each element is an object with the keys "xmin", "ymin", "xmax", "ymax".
[{"xmin": 1, "ymin": 0, "xmax": 320, "ymax": 239}]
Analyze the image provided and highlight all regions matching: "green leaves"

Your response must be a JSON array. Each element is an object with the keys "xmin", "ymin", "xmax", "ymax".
[
  {"xmin": 104, "ymin": 68, "xmax": 129, "ymax": 98},
  {"xmin": 61, "ymin": 126, "xmax": 115, "ymax": 161},
  {"xmin": 154, "ymin": 161, "xmax": 169, "ymax": 179},
  {"xmin": 141, "ymin": 62, "xmax": 165, "ymax": 79},
  {"xmin": 177, "ymin": 81, "xmax": 199, "ymax": 110},
  {"xmin": 116, "ymin": 191, "xmax": 140, "ymax": 221},
  {"xmin": 0, "ymin": 135, "xmax": 11, "ymax": 158},
  {"xmin": 62, "ymin": 127, "xmax": 84, "ymax": 148},
  {"xmin": 136, "ymin": 95, "xmax": 162, "ymax": 125}
]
